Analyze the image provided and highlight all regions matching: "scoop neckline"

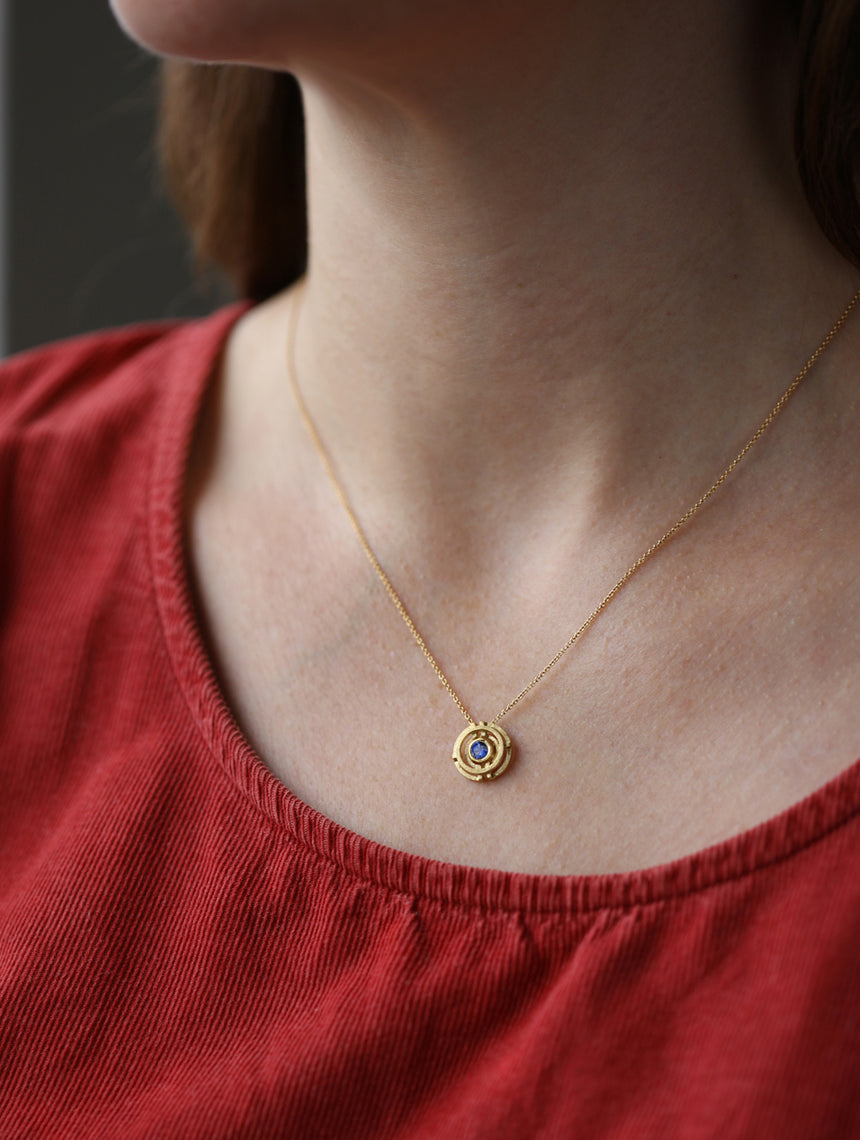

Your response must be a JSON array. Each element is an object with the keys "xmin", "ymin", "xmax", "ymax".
[{"xmin": 147, "ymin": 301, "xmax": 860, "ymax": 916}]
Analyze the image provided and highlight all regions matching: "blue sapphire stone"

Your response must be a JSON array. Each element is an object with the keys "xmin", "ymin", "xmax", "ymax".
[{"xmin": 470, "ymin": 740, "xmax": 490, "ymax": 761}]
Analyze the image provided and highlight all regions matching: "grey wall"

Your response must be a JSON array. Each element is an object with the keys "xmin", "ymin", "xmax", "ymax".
[{"xmin": 5, "ymin": 0, "xmax": 226, "ymax": 355}]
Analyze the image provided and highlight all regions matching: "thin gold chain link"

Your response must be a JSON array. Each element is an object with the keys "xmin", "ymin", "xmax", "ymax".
[{"xmin": 287, "ymin": 282, "xmax": 860, "ymax": 728}]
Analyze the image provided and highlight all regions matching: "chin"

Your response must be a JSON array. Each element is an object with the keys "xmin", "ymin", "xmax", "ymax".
[
  {"xmin": 108, "ymin": 0, "xmax": 280, "ymax": 63},
  {"xmin": 108, "ymin": 0, "xmax": 479, "ymax": 73}
]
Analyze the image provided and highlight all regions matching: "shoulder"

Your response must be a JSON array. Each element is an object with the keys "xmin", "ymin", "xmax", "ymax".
[
  {"xmin": 0, "ymin": 305, "xmax": 247, "ymax": 441},
  {"xmin": 0, "ymin": 304, "xmax": 249, "ymax": 586}
]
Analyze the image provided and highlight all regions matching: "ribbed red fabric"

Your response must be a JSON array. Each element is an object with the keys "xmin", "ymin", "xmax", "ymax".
[{"xmin": 1, "ymin": 307, "xmax": 860, "ymax": 1139}]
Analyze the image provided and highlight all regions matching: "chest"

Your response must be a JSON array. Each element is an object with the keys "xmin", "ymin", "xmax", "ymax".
[{"xmin": 186, "ymin": 472, "xmax": 860, "ymax": 875}]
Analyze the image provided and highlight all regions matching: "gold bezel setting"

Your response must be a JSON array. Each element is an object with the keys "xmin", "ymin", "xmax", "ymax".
[{"xmin": 452, "ymin": 722, "xmax": 513, "ymax": 782}]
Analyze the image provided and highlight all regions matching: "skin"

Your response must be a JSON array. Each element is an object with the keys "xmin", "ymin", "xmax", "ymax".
[{"xmin": 114, "ymin": 0, "xmax": 860, "ymax": 874}]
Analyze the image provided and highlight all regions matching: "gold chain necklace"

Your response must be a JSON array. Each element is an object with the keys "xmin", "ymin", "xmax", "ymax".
[{"xmin": 287, "ymin": 283, "xmax": 860, "ymax": 782}]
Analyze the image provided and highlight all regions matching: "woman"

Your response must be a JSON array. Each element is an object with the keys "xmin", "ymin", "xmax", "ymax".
[{"xmin": 2, "ymin": 0, "xmax": 860, "ymax": 1134}]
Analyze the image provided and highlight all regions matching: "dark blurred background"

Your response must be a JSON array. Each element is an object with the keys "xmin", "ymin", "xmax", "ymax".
[{"xmin": 3, "ymin": 0, "xmax": 224, "ymax": 356}]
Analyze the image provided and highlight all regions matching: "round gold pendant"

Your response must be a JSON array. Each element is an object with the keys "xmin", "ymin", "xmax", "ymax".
[{"xmin": 452, "ymin": 721, "xmax": 513, "ymax": 782}]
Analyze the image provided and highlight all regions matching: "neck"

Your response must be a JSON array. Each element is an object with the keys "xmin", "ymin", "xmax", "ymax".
[{"xmin": 280, "ymin": 0, "xmax": 858, "ymax": 566}]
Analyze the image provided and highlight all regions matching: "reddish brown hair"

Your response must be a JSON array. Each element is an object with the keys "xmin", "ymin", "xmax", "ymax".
[
  {"xmin": 159, "ymin": 1, "xmax": 860, "ymax": 300},
  {"xmin": 158, "ymin": 63, "xmax": 306, "ymax": 300},
  {"xmin": 794, "ymin": 0, "xmax": 860, "ymax": 260}
]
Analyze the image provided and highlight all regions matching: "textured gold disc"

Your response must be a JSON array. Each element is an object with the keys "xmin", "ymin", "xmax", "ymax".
[{"xmin": 452, "ymin": 722, "xmax": 513, "ymax": 782}]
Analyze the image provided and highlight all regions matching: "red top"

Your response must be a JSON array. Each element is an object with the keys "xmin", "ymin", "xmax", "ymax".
[{"xmin": 2, "ymin": 306, "xmax": 860, "ymax": 1139}]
